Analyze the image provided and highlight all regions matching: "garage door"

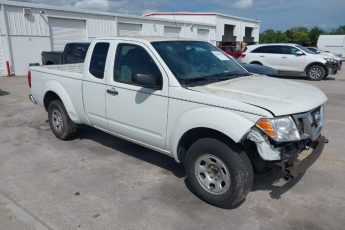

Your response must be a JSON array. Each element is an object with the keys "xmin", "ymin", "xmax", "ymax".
[
  {"xmin": 49, "ymin": 18, "xmax": 87, "ymax": 51},
  {"xmin": 118, "ymin": 23, "xmax": 142, "ymax": 37},
  {"xmin": 164, "ymin": 26, "xmax": 181, "ymax": 37},
  {"xmin": 197, "ymin": 29, "xmax": 209, "ymax": 41},
  {"xmin": 0, "ymin": 37, "xmax": 5, "ymax": 76}
]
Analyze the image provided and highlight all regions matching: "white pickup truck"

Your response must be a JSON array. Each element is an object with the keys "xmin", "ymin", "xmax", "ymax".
[{"xmin": 29, "ymin": 37, "xmax": 327, "ymax": 208}]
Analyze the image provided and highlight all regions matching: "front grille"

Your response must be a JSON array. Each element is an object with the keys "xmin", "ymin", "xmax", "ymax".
[{"xmin": 292, "ymin": 106, "xmax": 324, "ymax": 141}]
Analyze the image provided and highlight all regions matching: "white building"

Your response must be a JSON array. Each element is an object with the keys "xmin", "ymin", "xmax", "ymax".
[
  {"xmin": 0, "ymin": 1, "xmax": 217, "ymax": 76},
  {"xmin": 145, "ymin": 12, "xmax": 260, "ymax": 46}
]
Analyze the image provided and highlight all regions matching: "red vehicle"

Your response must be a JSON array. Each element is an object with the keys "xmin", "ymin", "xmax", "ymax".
[{"xmin": 218, "ymin": 45, "xmax": 244, "ymax": 59}]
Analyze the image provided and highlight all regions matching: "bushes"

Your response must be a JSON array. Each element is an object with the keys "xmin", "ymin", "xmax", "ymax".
[{"xmin": 260, "ymin": 25, "xmax": 345, "ymax": 46}]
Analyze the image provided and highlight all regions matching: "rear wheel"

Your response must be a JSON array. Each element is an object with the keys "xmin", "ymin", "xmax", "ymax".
[
  {"xmin": 185, "ymin": 138, "xmax": 253, "ymax": 209},
  {"xmin": 307, "ymin": 65, "xmax": 326, "ymax": 81},
  {"xmin": 48, "ymin": 100, "xmax": 77, "ymax": 140}
]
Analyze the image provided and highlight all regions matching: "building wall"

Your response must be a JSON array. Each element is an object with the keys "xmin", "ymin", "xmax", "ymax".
[
  {"xmin": 145, "ymin": 14, "xmax": 218, "ymax": 25},
  {"xmin": 0, "ymin": 3, "xmax": 216, "ymax": 76},
  {"xmin": 146, "ymin": 14, "xmax": 260, "ymax": 44}
]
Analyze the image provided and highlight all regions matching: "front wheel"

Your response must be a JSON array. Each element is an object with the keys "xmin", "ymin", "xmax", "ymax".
[
  {"xmin": 307, "ymin": 65, "xmax": 326, "ymax": 81},
  {"xmin": 185, "ymin": 138, "xmax": 253, "ymax": 209}
]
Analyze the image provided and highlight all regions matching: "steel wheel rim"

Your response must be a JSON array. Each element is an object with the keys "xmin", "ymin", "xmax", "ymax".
[
  {"xmin": 51, "ymin": 109, "xmax": 64, "ymax": 133},
  {"xmin": 309, "ymin": 67, "xmax": 323, "ymax": 79},
  {"xmin": 194, "ymin": 154, "xmax": 231, "ymax": 195}
]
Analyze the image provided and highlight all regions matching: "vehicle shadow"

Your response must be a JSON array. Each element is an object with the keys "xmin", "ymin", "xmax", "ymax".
[
  {"xmin": 73, "ymin": 126, "xmax": 304, "ymax": 199},
  {"xmin": 252, "ymin": 170, "xmax": 305, "ymax": 199},
  {"xmin": 0, "ymin": 89, "xmax": 10, "ymax": 96},
  {"xmin": 75, "ymin": 125, "xmax": 185, "ymax": 178}
]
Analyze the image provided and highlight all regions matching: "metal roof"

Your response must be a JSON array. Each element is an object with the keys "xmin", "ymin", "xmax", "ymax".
[
  {"xmin": 145, "ymin": 12, "xmax": 260, "ymax": 23},
  {"xmin": 97, "ymin": 36, "xmax": 196, "ymax": 43},
  {"xmin": 0, "ymin": 0, "xmax": 216, "ymax": 27}
]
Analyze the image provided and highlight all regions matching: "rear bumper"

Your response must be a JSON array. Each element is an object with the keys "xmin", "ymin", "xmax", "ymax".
[
  {"xmin": 285, "ymin": 136, "xmax": 325, "ymax": 178},
  {"xmin": 29, "ymin": 94, "xmax": 37, "ymax": 104}
]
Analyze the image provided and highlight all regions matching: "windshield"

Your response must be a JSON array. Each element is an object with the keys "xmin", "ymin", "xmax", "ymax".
[
  {"xmin": 296, "ymin": 45, "xmax": 316, "ymax": 54},
  {"xmin": 151, "ymin": 41, "xmax": 249, "ymax": 86}
]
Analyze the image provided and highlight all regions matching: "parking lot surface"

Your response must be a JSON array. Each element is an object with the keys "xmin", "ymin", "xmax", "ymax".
[{"xmin": 1, "ymin": 71, "xmax": 345, "ymax": 230}]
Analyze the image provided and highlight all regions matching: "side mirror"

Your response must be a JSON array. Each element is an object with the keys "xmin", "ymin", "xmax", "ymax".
[
  {"xmin": 295, "ymin": 51, "xmax": 304, "ymax": 56},
  {"xmin": 131, "ymin": 73, "xmax": 162, "ymax": 90}
]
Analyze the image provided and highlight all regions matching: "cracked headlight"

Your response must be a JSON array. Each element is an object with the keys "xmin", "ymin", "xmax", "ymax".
[
  {"xmin": 256, "ymin": 116, "xmax": 300, "ymax": 142},
  {"xmin": 324, "ymin": 58, "xmax": 336, "ymax": 63}
]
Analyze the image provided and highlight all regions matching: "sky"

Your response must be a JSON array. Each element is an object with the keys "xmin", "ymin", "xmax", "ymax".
[{"xmin": 9, "ymin": 0, "xmax": 345, "ymax": 31}]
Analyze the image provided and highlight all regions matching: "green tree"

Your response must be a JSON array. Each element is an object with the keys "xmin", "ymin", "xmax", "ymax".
[
  {"xmin": 334, "ymin": 25, "xmax": 345, "ymax": 35},
  {"xmin": 260, "ymin": 29, "xmax": 288, "ymax": 43},
  {"xmin": 259, "ymin": 25, "xmax": 345, "ymax": 45},
  {"xmin": 309, "ymin": 26, "xmax": 325, "ymax": 46},
  {"xmin": 285, "ymin": 27, "xmax": 311, "ymax": 45}
]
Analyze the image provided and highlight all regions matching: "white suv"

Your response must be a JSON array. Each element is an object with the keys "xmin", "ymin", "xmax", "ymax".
[{"xmin": 241, "ymin": 43, "xmax": 338, "ymax": 80}]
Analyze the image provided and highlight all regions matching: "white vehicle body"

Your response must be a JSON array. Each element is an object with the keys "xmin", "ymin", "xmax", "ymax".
[
  {"xmin": 317, "ymin": 35, "xmax": 345, "ymax": 60},
  {"xmin": 241, "ymin": 43, "xmax": 338, "ymax": 79},
  {"xmin": 307, "ymin": 47, "xmax": 342, "ymax": 61},
  {"xmin": 29, "ymin": 37, "xmax": 327, "ymax": 207}
]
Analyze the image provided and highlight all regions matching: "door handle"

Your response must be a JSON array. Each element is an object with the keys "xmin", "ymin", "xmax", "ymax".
[
  {"xmin": 107, "ymin": 88, "xmax": 118, "ymax": 96},
  {"xmin": 282, "ymin": 56, "xmax": 287, "ymax": 59},
  {"xmin": 260, "ymin": 55, "xmax": 265, "ymax": 58}
]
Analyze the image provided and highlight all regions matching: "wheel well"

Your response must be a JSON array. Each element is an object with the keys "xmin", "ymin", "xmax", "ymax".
[
  {"xmin": 43, "ymin": 91, "xmax": 61, "ymax": 111},
  {"xmin": 305, "ymin": 62, "xmax": 327, "ymax": 74},
  {"xmin": 250, "ymin": 61, "xmax": 262, "ymax": 65},
  {"xmin": 177, "ymin": 127, "xmax": 240, "ymax": 163}
]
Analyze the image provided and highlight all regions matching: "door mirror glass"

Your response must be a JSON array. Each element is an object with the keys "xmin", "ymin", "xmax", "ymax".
[
  {"xmin": 131, "ymin": 73, "xmax": 162, "ymax": 90},
  {"xmin": 295, "ymin": 50, "xmax": 304, "ymax": 56}
]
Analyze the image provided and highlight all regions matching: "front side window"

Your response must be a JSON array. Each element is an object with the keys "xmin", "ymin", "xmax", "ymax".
[
  {"xmin": 152, "ymin": 41, "xmax": 248, "ymax": 86},
  {"xmin": 281, "ymin": 46, "xmax": 299, "ymax": 55},
  {"xmin": 89, "ymin": 42, "xmax": 110, "ymax": 79},
  {"xmin": 114, "ymin": 44, "xmax": 162, "ymax": 86},
  {"xmin": 295, "ymin": 45, "xmax": 314, "ymax": 54}
]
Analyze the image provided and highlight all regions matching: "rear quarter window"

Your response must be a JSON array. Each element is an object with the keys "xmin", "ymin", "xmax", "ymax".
[{"xmin": 89, "ymin": 42, "xmax": 110, "ymax": 79}]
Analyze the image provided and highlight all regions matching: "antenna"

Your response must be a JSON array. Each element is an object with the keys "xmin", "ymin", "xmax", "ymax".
[{"xmin": 173, "ymin": 11, "xmax": 180, "ymax": 40}]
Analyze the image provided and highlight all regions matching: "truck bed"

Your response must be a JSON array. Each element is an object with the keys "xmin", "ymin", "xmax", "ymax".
[
  {"xmin": 34, "ymin": 63, "xmax": 84, "ymax": 77},
  {"xmin": 29, "ymin": 63, "xmax": 86, "ymax": 124}
]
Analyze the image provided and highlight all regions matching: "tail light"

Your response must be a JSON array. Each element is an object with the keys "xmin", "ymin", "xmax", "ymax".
[
  {"xmin": 28, "ymin": 71, "xmax": 31, "ymax": 88},
  {"xmin": 240, "ymin": 53, "xmax": 246, "ymax": 58}
]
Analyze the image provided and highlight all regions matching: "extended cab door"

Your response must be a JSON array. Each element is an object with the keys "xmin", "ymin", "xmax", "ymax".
[
  {"xmin": 105, "ymin": 41, "xmax": 169, "ymax": 149},
  {"xmin": 82, "ymin": 42, "xmax": 110, "ymax": 129}
]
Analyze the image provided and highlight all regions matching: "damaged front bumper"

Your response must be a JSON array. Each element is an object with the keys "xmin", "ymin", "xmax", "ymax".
[
  {"xmin": 285, "ymin": 136, "xmax": 325, "ymax": 178},
  {"xmin": 246, "ymin": 128, "xmax": 327, "ymax": 178}
]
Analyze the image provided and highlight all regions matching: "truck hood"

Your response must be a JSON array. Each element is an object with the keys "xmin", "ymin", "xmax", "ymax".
[{"xmin": 191, "ymin": 75, "xmax": 327, "ymax": 116}]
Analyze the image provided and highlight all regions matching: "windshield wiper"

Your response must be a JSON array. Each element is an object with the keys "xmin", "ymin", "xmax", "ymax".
[
  {"xmin": 182, "ymin": 77, "xmax": 212, "ymax": 87},
  {"xmin": 182, "ymin": 73, "xmax": 249, "ymax": 87}
]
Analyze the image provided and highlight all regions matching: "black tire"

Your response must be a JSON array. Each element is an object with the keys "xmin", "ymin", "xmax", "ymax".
[
  {"xmin": 307, "ymin": 65, "xmax": 326, "ymax": 81},
  {"xmin": 48, "ymin": 100, "xmax": 77, "ymax": 140},
  {"xmin": 184, "ymin": 138, "xmax": 253, "ymax": 209}
]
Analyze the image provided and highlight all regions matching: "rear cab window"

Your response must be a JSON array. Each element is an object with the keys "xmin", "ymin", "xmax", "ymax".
[{"xmin": 89, "ymin": 42, "xmax": 110, "ymax": 79}]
